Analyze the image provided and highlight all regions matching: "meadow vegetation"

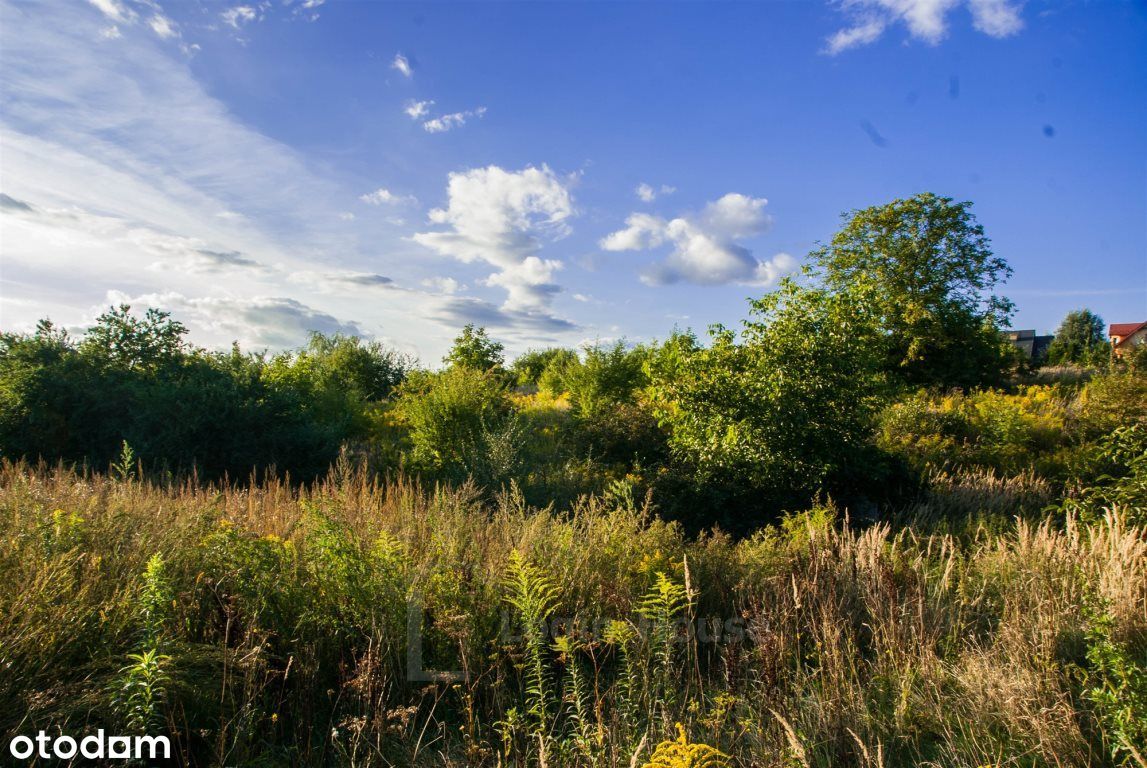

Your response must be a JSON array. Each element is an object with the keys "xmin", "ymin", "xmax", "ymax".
[{"xmin": 1, "ymin": 193, "xmax": 1144, "ymax": 766}]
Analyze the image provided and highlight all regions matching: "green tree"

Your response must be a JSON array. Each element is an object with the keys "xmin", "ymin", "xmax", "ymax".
[
  {"xmin": 647, "ymin": 278, "xmax": 888, "ymax": 508},
  {"xmin": 0, "ymin": 308, "xmax": 357, "ymax": 480},
  {"xmin": 1046, "ymin": 309, "xmax": 1108, "ymax": 366},
  {"xmin": 80, "ymin": 304, "xmax": 189, "ymax": 371},
  {"xmin": 444, "ymin": 325, "xmax": 505, "ymax": 373},
  {"xmin": 266, "ymin": 333, "xmax": 411, "ymax": 438},
  {"xmin": 811, "ymin": 193, "xmax": 1014, "ymax": 388}
]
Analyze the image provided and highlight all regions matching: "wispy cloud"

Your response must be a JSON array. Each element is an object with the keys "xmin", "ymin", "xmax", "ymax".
[
  {"xmin": 423, "ymin": 107, "xmax": 487, "ymax": 133},
  {"xmin": 391, "ymin": 52, "xmax": 413, "ymax": 78},
  {"xmin": 288, "ymin": 270, "xmax": 396, "ymax": 292},
  {"xmin": 825, "ymin": 0, "xmax": 1024, "ymax": 55},
  {"xmin": 359, "ymin": 188, "xmax": 417, "ymax": 206},
  {"xmin": 404, "ymin": 100, "xmax": 434, "ymax": 119},
  {"xmin": 0, "ymin": 0, "xmax": 464, "ymax": 357},
  {"xmin": 221, "ymin": 6, "xmax": 258, "ymax": 29}
]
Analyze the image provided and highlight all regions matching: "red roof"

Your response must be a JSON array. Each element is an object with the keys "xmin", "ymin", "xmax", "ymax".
[{"xmin": 1110, "ymin": 322, "xmax": 1147, "ymax": 346}]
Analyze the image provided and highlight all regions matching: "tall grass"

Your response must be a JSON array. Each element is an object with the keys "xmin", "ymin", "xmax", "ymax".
[{"xmin": 0, "ymin": 460, "xmax": 1144, "ymax": 767}]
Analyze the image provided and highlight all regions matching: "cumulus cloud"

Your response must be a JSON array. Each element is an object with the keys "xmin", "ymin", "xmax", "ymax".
[
  {"xmin": 404, "ymin": 100, "xmax": 434, "ymax": 119},
  {"xmin": 600, "ymin": 193, "xmax": 795, "ymax": 286},
  {"xmin": 635, "ymin": 183, "xmax": 675, "ymax": 203},
  {"xmin": 391, "ymin": 53, "xmax": 413, "ymax": 78},
  {"xmin": 359, "ymin": 188, "xmax": 416, "ymax": 206},
  {"xmin": 825, "ymin": 0, "xmax": 1024, "ymax": 54},
  {"xmin": 412, "ymin": 165, "xmax": 575, "ymax": 318},
  {"xmin": 968, "ymin": 0, "xmax": 1024, "ymax": 36},
  {"xmin": 423, "ymin": 107, "xmax": 487, "ymax": 133}
]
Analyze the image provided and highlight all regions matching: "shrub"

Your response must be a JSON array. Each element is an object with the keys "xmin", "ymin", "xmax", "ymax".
[{"xmin": 395, "ymin": 366, "xmax": 511, "ymax": 476}]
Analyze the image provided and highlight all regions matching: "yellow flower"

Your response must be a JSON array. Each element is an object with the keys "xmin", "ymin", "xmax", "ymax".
[{"xmin": 643, "ymin": 724, "xmax": 728, "ymax": 768}]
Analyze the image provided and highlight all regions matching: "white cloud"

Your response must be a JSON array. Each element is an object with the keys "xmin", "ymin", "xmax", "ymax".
[
  {"xmin": 338, "ymin": 211, "xmax": 355, "ymax": 221},
  {"xmin": 221, "ymin": 6, "xmax": 258, "ymax": 29},
  {"xmin": 147, "ymin": 14, "xmax": 177, "ymax": 39},
  {"xmin": 85, "ymin": 0, "xmax": 180, "ymax": 41},
  {"xmin": 0, "ymin": 0, "xmax": 463, "ymax": 359},
  {"xmin": 88, "ymin": 0, "xmax": 134, "ymax": 24},
  {"xmin": 359, "ymin": 187, "xmax": 416, "ymax": 206},
  {"xmin": 825, "ymin": 18, "xmax": 887, "ymax": 54},
  {"xmin": 422, "ymin": 276, "xmax": 460, "ymax": 294},
  {"xmin": 111, "ymin": 291, "xmax": 367, "ymax": 349},
  {"xmin": 968, "ymin": 0, "xmax": 1024, "ymax": 36},
  {"xmin": 0, "ymin": 195, "xmax": 267, "ymax": 275},
  {"xmin": 288, "ymin": 270, "xmax": 395, "ymax": 292},
  {"xmin": 635, "ymin": 183, "xmax": 676, "ymax": 203},
  {"xmin": 423, "ymin": 107, "xmax": 486, "ymax": 133},
  {"xmin": 825, "ymin": 0, "xmax": 1024, "ymax": 54},
  {"xmin": 412, "ymin": 165, "xmax": 574, "ymax": 314},
  {"xmin": 600, "ymin": 193, "xmax": 795, "ymax": 286},
  {"xmin": 391, "ymin": 53, "xmax": 413, "ymax": 78},
  {"xmin": 433, "ymin": 296, "xmax": 578, "ymax": 334},
  {"xmin": 404, "ymin": 100, "xmax": 434, "ymax": 119}
]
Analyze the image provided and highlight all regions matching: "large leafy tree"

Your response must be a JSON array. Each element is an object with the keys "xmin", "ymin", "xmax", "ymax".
[
  {"xmin": 811, "ymin": 193, "xmax": 1015, "ymax": 388},
  {"xmin": 1047, "ymin": 309, "xmax": 1108, "ymax": 366}
]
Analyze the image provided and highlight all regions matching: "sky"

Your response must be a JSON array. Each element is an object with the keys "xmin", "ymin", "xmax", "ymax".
[{"xmin": 1, "ymin": 0, "xmax": 1145, "ymax": 364}]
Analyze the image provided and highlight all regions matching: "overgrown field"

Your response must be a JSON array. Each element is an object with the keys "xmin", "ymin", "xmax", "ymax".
[
  {"xmin": 3, "ymin": 194, "xmax": 1146, "ymax": 765},
  {"xmin": 2, "ymin": 461, "xmax": 1145, "ymax": 767}
]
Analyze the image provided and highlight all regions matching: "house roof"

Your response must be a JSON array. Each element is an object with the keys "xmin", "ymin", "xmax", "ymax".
[{"xmin": 1109, "ymin": 322, "xmax": 1147, "ymax": 346}]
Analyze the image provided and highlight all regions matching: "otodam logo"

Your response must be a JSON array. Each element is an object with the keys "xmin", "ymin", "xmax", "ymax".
[{"xmin": 8, "ymin": 730, "xmax": 171, "ymax": 761}]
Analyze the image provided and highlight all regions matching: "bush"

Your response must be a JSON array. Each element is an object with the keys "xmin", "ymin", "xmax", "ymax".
[
  {"xmin": 877, "ymin": 385, "xmax": 1073, "ymax": 476},
  {"xmin": 562, "ymin": 341, "xmax": 649, "ymax": 417},
  {"xmin": 647, "ymin": 280, "xmax": 888, "ymax": 516},
  {"xmin": 395, "ymin": 366, "xmax": 512, "ymax": 477}
]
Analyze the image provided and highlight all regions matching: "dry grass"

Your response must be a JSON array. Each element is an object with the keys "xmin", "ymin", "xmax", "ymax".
[{"xmin": 1, "ymin": 460, "xmax": 1144, "ymax": 767}]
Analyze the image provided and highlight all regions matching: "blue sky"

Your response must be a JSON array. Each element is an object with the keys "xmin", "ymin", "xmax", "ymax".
[{"xmin": 1, "ymin": 0, "xmax": 1144, "ymax": 362}]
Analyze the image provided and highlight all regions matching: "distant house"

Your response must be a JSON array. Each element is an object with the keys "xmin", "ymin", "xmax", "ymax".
[
  {"xmin": 1007, "ymin": 329, "xmax": 1054, "ymax": 362},
  {"xmin": 1109, "ymin": 321, "xmax": 1147, "ymax": 357}
]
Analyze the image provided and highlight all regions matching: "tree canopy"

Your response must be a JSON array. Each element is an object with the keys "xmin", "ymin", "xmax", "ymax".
[
  {"xmin": 810, "ymin": 192, "xmax": 1015, "ymax": 389},
  {"xmin": 1047, "ymin": 309, "xmax": 1108, "ymax": 366},
  {"xmin": 444, "ymin": 324, "xmax": 505, "ymax": 372}
]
